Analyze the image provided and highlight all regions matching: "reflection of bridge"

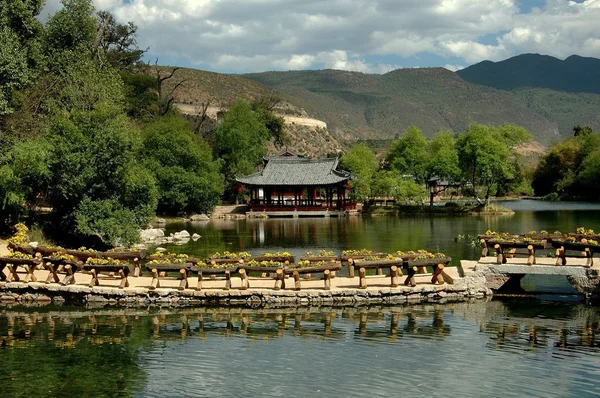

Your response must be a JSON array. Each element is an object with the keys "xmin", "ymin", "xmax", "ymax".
[
  {"xmin": 2, "ymin": 302, "xmax": 599, "ymax": 354},
  {"xmin": 0, "ymin": 305, "xmax": 452, "ymax": 347}
]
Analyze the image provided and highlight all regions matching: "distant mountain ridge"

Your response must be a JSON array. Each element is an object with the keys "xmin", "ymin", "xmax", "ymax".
[
  {"xmin": 243, "ymin": 67, "xmax": 561, "ymax": 143},
  {"xmin": 165, "ymin": 54, "xmax": 600, "ymax": 152},
  {"xmin": 457, "ymin": 54, "xmax": 600, "ymax": 94}
]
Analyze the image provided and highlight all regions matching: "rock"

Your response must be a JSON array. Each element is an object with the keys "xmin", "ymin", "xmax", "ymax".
[
  {"xmin": 131, "ymin": 243, "xmax": 147, "ymax": 250},
  {"xmin": 192, "ymin": 233, "xmax": 201, "ymax": 241},
  {"xmin": 190, "ymin": 214, "xmax": 210, "ymax": 221},
  {"xmin": 174, "ymin": 230, "xmax": 190, "ymax": 238},
  {"xmin": 155, "ymin": 247, "xmax": 167, "ymax": 253},
  {"xmin": 155, "ymin": 218, "xmax": 166, "ymax": 224},
  {"xmin": 29, "ymin": 241, "xmax": 39, "ymax": 249},
  {"xmin": 139, "ymin": 228, "xmax": 165, "ymax": 243}
]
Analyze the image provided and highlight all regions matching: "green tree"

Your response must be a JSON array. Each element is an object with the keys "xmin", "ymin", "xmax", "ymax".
[
  {"xmin": 0, "ymin": 139, "xmax": 51, "ymax": 226},
  {"xmin": 141, "ymin": 116, "xmax": 224, "ymax": 214},
  {"xmin": 251, "ymin": 98, "xmax": 288, "ymax": 148},
  {"xmin": 46, "ymin": 107, "xmax": 157, "ymax": 246},
  {"xmin": 340, "ymin": 143, "xmax": 379, "ymax": 201},
  {"xmin": 532, "ymin": 133, "xmax": 600, "ymax": 198},
  {"xmin": 94, "ymin": 11, "xmax": 145, "ymax": 69},
  {"xmin": 386, "ymin": 126, "xmax": 429, "ymax": 182},
  {"xmin": 395, "ymin": 180, "xmax": 427, "ymax": 202},
  {"xmin": 214, "ymin": 101, "xmax": 269, "ymax": 198},
  {"xmin": 0, "ymin": 0, "xmax": 44, "ymax": 117},
  {"xmin": 425, "ymin": 131, "xmax": 460, "ymax": 181},
  {"xmin": 573, "ymin": 124, "xmax": 593, "ymax": 137},
  {"xmin": 456, "ymin": 124, "xmax": 531, "ymax": 204},
  {"xmin": 43, "ymin": 0, "xmax": 96, "ymax": 59}
]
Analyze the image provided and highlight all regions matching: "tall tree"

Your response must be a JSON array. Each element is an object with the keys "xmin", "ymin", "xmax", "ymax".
[
  {"xmin": 0, "ymin": 0, "xmax": 44, "ymax": 117},
  {"xmin": 386, "ymin": 126, "xmax": 429, "ymax": 182},
  {"xmin": 93, "ymin": 11, "xmax": 145, "ymax": 69},
  {"xmin": 46, "ymin": 107, "xmax": 158, "ymax": 246},
  {"xmin": 43, "ymin": 0, "xmax": 96, "ymax": 61},
  {"xmin": 456, "ymin": 124, "xmax": 531, "ymax": 204},
  {"xmin": 141, "ymin": 116, "xmax": 224, "ymax": 214},
  {"xmin": 340, "ymin": 143, "xmax": 379, "ymax": 201},
  {"xmin": 251, "ymin": 98, "xmax": 288, "ymax": 148},
  {"xmin": 425, "ymin": 131, "xmax": 460, "ymax": 182},
  {"xmin": 214, "ymin": 101, "xmax": 269, "ymax": 198}
]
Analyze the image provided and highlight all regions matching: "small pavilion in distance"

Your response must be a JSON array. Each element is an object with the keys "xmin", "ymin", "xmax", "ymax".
[{"xmin": 236, "ymin": 150, "xmax": 355, "ymax": 217}]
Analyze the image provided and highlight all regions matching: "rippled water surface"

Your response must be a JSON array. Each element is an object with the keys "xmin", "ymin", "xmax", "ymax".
[{"xmin": 1, "ymin": 301, "xmax": 600, "ymax": 397}]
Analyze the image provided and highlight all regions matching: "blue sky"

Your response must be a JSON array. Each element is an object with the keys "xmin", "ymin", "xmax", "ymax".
[{"xmin": 43, "ymin": 0, "xmax": 600, "ymax": 73}]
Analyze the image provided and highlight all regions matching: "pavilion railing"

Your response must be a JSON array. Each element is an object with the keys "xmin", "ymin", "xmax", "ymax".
[{"xmin": 249, "ymin": 199, "xmax": 356, "ymax": 211}]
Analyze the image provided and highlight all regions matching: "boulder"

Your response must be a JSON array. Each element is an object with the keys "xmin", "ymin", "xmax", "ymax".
[
  {"xmin": 29, "ymin": 241, "xmax": 39, "ymax": 249},
  {"xmin": 190, "ymin": 214, "xmax": 210, "ymax": 221},
  {"xmin": 155, "ymin": 218, "xmax": 166, "ymax": 224},
  {"xmin": 173, "ymin": 230, "xmax": 190, "ymax": 240},
  {"xmin": 192, "ymin": 233, "xmax": 201, "ymax": 241},
  {"xmin": 139, "ymin": 228, "xmax": 165, "ymax": 243}
]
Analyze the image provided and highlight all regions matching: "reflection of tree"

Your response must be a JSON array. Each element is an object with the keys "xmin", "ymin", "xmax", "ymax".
[
  {"xmin": 458, "ymin": 299, "xmax": 600, "ymax": 354},
  {"xmin": 0, "ymin": 311, "xmax": 149, "ymax": 397}
]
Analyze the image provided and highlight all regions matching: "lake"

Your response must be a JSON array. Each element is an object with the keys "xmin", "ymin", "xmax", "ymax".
[
  {"xmin": 163, "ymin": 199, "xmax": 600, "ymax": 267},
  {"xmin": 2, "ymin": 200, "xmax": 600, "ymax": 397},
  {"xmin": 1, "ymin": 300, "xmax": 599, "ymax": 397}
]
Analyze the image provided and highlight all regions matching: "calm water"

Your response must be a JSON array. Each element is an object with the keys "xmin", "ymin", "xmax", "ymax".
[
  {"xmin": 1, "ymin": 301, "xmax": 600, "ymax": 397},
  {"xmin": 2, "ymin": 200, "xmax": 600, "ymax": 397},
  {"xmin": 164, "ymin": 199, "xmax": 600, "ymax": 266}
]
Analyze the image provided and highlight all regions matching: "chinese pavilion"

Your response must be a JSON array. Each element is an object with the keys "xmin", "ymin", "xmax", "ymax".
[{"xmin": 236, "ymin": 150, "xmax": 355, "ymax": 216}]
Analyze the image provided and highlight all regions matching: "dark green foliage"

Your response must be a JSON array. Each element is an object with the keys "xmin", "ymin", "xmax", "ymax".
[
  {"xmin": 46, "ymin": 108, "xmax": 158, "ymax": 245},
  {"xmin": 340, "ymin": 143, "xmax": 378, "ymax": 200},
  {"xmin": 0, "ymin": 0, "xmax": 44, "ymax": 116},
  {"xmin": 573, "ymin": 125, "xmax": 593, "ymax": 137},
  {"xmin": 120, "ymin": 71, "xmax": 159, "ymax": 117},
  {"xmin": 214, "ymin": 100, "xmax": 269, "ymax": 197},
  {"xmin": 141, "ymin": 116, "xmax": 223, "ymax": 214},
  {"xmin": 0, "ymin": 0, "xmax": 236, "ymax": 244},
  {"xmin": 250, "ymin": 98, "xmax": 289, "ymax": 148},
  {"xmin": 43, "ymin": 0, "xmax": 96, "ymax": 59},
  {"xmin": 94, "ymin": 10, "xmax": 145, "ymax": 69},
  {"xmin": 386, "ymin": 126, "xmax": 429, "ymax": 182},
  {"xmin": 0, "ymin": 139, "xmax": 51, "ymax": 226},
  {"xmin": 74, "ymin": 197, "xmax": 143, "ymax": 247},
  {"xmin": 456, "ymin": 124, "xmax": 531, "ymax": 203},
  {"xmin": 532, "ymin": 130, "xmax": 600, "ymax": 199}
]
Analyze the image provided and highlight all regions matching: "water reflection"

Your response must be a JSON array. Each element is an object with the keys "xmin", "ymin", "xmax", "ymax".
[
  {"xmin": 163, "ymin": 204, "xmax": 600, "ymax": 267},
  {"xmin": 2, "ymin": 301, "xmax": 600, "ymax": 397},
  {"xmin": 2, "ymin": 300, "xmax": 599, "ymax": 354}
]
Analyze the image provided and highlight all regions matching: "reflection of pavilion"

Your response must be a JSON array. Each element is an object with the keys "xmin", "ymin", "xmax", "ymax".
[{"xmin": 236, "ymin": 150, "xmax": 355, "ymax": 217}]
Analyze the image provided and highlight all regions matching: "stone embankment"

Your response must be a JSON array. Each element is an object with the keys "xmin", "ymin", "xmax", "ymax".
[
  {"xmin": 3, "ymin": 244, "xmax": 598, "ymax": 308},
  {"xmin": 0, "ymin": 265, "xmax": 491, "ymax": 308}
]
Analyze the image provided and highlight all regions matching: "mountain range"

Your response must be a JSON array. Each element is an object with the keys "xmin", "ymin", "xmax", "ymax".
[{"xmin": 167, "ymin": 53, "xmax": 600, "ymax": 153}]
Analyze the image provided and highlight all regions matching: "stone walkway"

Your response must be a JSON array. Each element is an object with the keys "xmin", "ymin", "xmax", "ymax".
[{"xmin": 0, "ymin": 265, "xmax": 481, "ymax": 307}]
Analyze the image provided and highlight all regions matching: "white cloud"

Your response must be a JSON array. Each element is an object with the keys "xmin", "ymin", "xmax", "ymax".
[
  {"xmin": 443, "ymin": 64, "xmax": 464, "ymax": 72},
  {"xmin": 38, "ymin": 0, "xmax": 600, "ymax": 72}
]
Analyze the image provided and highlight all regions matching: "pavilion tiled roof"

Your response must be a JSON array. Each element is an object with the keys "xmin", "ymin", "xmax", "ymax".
[{"xmin": 236, "ymin": 157, "xmax": 351, "ymax": 186}]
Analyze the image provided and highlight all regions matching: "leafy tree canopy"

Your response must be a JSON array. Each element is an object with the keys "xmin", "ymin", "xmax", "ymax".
[
  {"xmin": 141, "ymin": 116, "xmax": 223, "ymax": 214},
  {"xmin": 386, "ymin": 126, "xmax": 429, "ymax": 182},
  {"xmin": 215, "ymin": 100, "xmax": 270, "ymax": 196},
  {"xmin": 340, "ymin": 143, "xmax": 379, "ymax": 201},
  {"xmin": 456, "ymin": 123, "xmax": 531, "ymax": 203}
]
